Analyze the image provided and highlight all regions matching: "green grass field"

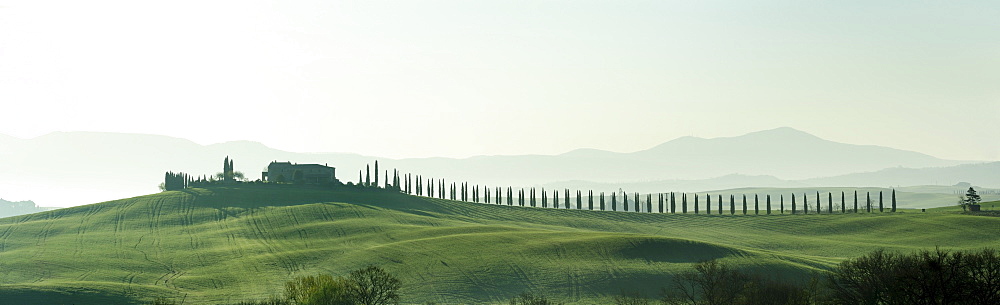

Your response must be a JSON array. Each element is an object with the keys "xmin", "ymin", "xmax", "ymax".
[{"xmin": 0, "ymin": 186, "xmax": 997, "ymax": 304}]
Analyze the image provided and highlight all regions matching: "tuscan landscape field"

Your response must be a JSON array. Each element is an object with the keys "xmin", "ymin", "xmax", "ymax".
[{"xmin": 0, "ymin": 185, "xmax": 997, "ymax": 304}]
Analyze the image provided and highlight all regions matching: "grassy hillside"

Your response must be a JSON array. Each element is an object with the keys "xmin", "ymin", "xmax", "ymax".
[{"xmin": 0, "ymin": 186, "xmax": 998, "ymax": 304}]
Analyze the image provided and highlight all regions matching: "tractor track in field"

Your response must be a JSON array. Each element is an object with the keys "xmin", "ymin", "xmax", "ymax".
[
  {"xmin": 286, "ymin": 208, "xmax": 311, "ymax": 248},
  {"xmin": 244, "ymin": 208, "xmax": 300, "ymax": 273},
  {"xmin": 74, "ymin": 204, "xmax": 107, "ymax": 256}
]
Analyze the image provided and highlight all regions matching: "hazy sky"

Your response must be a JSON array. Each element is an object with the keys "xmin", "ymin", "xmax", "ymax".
[{"xmin": 1, "ymin": 1, "xmax": 998, "ymax": 160}]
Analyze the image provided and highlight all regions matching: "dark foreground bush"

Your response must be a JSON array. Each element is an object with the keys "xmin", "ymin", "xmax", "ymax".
[
  {"xmin": 661, "ymin": 247, "xmax": 999, "ymax": 305},
  {"xmin": 283, "ymin": 266, "xmax": 400, "ymax": 305},
  {"xmin": 828, "ymin": 248, "xmax": 1000, "ymax": 305},
  {"xmin": 661, "ymin": 260, "xmax": 818, "ymax": 305}
]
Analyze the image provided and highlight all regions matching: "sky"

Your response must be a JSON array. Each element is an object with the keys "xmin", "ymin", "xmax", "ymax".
[{"xmin": 1, "ymin": 0, "xmax": 998, "ymax": 160}]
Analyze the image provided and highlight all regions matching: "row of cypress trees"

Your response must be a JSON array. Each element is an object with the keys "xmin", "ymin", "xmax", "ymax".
[{"xmin": 358, "ymin": 161, "xmax": 899, "ymax": 214}]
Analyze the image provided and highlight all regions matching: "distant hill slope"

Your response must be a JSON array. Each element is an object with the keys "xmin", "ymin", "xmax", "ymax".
[
  {"xmin": 0, "ymin": 128, "xmax": 974, "ymax": 207},
  {"xmin": 0, "ymin": 198, "xmax": 53, "ymax": 218},
  {"xmin": 803, "ymin": 162, "xmax": 1000, "ymax": 187},
  {"xmin": 0, "ymin": 186, "xmax": 997, "ymax": 304}
]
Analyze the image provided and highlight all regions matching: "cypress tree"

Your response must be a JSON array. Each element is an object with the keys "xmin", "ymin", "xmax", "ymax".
[
  {"xmin": 365, "ymin": 165, "xmax": 371, "ymax": 186},
  {"xmin": 742, "ymin": 194, "xmax": 747, "ymax": 215},
  {"xmin": 891, "ymin": 189, "xmax": 897, "ymax": 212},
  {"xmin": 866, "ymin": 192, "xmax": 872, "ymax": 213},
  {"xmin": 564, "ymin": 189, "xmax": 570, "ymax": 210},
  {"xmin": 792, "ymin": 193, "xmax": 797, "ymax": 214},
  {"xmin": 754, "ymin": 194, "xmax": 759, "ymax": 215},
  {"xmin": 879, "ymin": 191, "xmax": 884, "ymax": 212},
  {"xmin": 803, "ymin": 193, "xmax": 809, "ymax": 215},
  {"xmin": 766, "ymin": 194, "xmax": 772, "ymax": 215},
  {"xmin": 659, "ymin": 193, "xmax": 664, "ymax": 213},
  {"xmin": 681, "ymin": 193, "xmax": 687, "ymax": 214},
  {"xmin": 508, "ymin": 187, "xmax": 513, "ymax": 206},
  {"xmin": 624, "ymin": 192, "xmax": 630, "ymax": 212},
  {"xmin": 634, "ymin": 192, "xmax": 640, "ymax": 212},
  {"xmin": 646, "ymin": 194, "xmax": 652, "ymax": 213},
  {"xmin": 718, "ymin": 194, "xmax": 723, "ymax": 215},
  {"xmin": 816, "ymin": 191, "xmax": 821, "ymax": 214},
  {"xmin": 706, "ymin": 194, "xmax": 712, "ymax": 214},
  {"xmin": 374, "ymin": 161, "xmax": 379, "ymax": 188},
  {"xmin": 577, "ymin": 190, "xmax": 583, "ymax": 210},
  {"xmin": 670, "ymin": 192, "xmax": 676, "ymax": 214},
  {"xmin": 589, "ymin": 190, "xmax": 594, "ymax": 210},
  {"xmin": 828, "ymin": 192, "xmax": 833, "ymax": 214},
  {"xmin": 600, "ymin": 192, "xmax": 606, "ymax": 211},
  {"xmin": 781, "ymin": 194, "xmax": 785, "ymax": 214},
  {"xmin": 730, "ymin": 194, "xmax": 735, "ymax": 215},
  {"xmin": 542, "ymin": 188, "xmax": 547, "ymax": 208},
  {"xmin": 555, "ymin": 190, "xmax": 560, "ymax": 209},
  {"xmin": 694, "ymin": 194, "xmax": 699, "ymax": 214},
  {"xmin": 611, "ymin": 192, "xmax": 616, "ymax": 211},
  {"xmin": 359, "ymin": 170, "xmax": 363, "ymax": 187},
  {"xmin": 842, "ymin": 191, "xmax": 846, "ymax": 213},
  {"xmin": 854, "ymin": 190, "xmax": 858, "ymax": 213},
  {"xmin": 384, "ymin": 170, "xmax": 389, "ymax": 188},
  {"xmin": 530, "ymin": 188, "xmax": 536, "ymax": 207}
]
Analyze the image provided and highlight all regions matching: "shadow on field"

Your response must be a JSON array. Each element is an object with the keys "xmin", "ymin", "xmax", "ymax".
[
  {"xmin": 0, "ymin": 286, "xmax": 141, "ymax": 305},
  {"xmin": 617, "ymin": 237, "xmax": 740, "ymax": 263}
]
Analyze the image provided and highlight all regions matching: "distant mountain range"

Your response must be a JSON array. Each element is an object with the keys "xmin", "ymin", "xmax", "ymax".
[
  {"xmin": 542, "ymin": 162, "xmax": 1000, "ymax": 193},
  {"xmin": 0, "ymin": 127, "xmax": 991, "ymax": 207}
]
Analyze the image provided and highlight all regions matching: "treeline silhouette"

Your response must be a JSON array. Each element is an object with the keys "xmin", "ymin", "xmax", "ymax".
[
  {"xmin": 353, "ymin": 160, "xmax": 901, "ymax": 215},
  {"xmin": 165, "ymin": 158, "xmax": 908, "ymax": 215}
]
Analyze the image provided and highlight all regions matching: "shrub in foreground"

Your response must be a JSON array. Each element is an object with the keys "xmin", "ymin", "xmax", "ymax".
[{"xmin": 508, "ymin": 292, "xmax": 563, "ymax": 305}]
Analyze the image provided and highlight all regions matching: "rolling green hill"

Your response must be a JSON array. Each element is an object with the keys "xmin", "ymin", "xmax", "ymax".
[{"xmin": 0, "ymin": 186, "xmax": 998, "ymax": 304}]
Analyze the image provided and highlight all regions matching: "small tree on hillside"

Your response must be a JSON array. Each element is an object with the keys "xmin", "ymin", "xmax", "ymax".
[{"xmin": 965, "ymin": 187, "xmax": 982, "ymax": 206}]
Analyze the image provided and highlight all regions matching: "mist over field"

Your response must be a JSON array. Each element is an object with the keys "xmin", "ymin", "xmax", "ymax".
[{"xmin": 1, "ymin": 128, "xmax": 996, "ymax": 209}]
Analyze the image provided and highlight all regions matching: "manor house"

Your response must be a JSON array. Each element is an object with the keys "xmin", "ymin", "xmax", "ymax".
[{"xmin": 263, "ymin": 161, "xmax": 337, "ymax": 184}]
